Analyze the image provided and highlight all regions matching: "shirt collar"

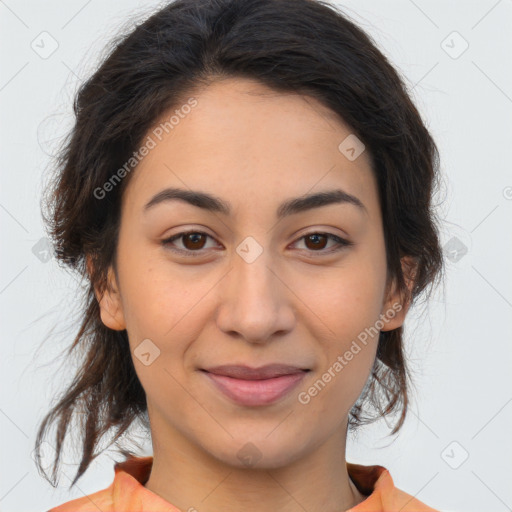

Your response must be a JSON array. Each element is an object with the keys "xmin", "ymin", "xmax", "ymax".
[{"xmin": 111, "ymin": 456, "xmax": 394, "ymax": 511}]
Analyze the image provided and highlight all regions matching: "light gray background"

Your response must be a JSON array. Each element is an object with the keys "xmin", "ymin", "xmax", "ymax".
[{"xmin": 1, "ymin": 1, "xmax": 511, "ymax": 511}]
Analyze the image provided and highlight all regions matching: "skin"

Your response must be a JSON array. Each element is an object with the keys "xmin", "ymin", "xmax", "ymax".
[{"xmin": 92, "ymin": 77, "xmax": 413, "ymax": 512}]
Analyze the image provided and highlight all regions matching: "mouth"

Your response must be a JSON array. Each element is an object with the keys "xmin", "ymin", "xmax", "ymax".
[
  {"xmin": 202, "ymin": 363, "xmax": 310, "ymax": 380},
  {"xmin": 200, "ymin": 364, "xmax": 310, "ymax": 406}
]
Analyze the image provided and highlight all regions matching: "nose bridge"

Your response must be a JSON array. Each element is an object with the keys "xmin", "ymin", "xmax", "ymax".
[{"xmin": 215, "ymin": 235, "xmax": 295, "ymax": 343}]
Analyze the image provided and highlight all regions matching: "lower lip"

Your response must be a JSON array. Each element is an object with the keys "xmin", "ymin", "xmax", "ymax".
[{"xmin": 203, "ymin": 371, "xmax": 307, "ymax": 406}]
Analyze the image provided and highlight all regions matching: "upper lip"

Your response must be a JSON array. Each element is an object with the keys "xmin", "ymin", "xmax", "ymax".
[{"xmin": 202, "ymin": 364, "xmax": 309, "ymax": 380}]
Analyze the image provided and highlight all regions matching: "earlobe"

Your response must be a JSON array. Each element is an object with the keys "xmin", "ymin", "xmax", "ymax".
[
  {"xmin": 380, "ymin": 256, "xmax": 417, "ymax": 332},
  {"xmin": 98, "ymin": 274, "xmax": 127, "ymax": 331},
  {"xmin": 86, "ymin": 255, "xmax": 126, "ymax": 331}
]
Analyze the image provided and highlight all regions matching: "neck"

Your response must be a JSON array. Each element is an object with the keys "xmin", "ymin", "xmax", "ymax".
[{"xmin": 144, "ymin": 414, "xmax": 366, "ymax": 512}]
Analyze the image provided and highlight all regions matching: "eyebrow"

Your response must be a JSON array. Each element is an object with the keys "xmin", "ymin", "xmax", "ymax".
[{"xmin": 143, "ymin": 187, "xmax": 367, "ymax": 219}]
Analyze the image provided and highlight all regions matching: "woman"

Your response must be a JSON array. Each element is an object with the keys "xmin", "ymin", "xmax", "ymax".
[{"xmin": 36, "ymin": 0, "xmax": 444, "ymax": 510}]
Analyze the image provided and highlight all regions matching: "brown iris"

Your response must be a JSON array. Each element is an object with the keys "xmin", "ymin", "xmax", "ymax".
[
  {"xmin": 181, "ymin": 233, "xmax": 207, "ymax": 250},
  {"xmin": 303, "ymin": 233, "xmax": 328, "ymax": 250}
]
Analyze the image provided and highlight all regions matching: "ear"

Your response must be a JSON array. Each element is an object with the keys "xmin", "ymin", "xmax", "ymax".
[
  {"xmin": 380, "ymin": 255, "xmax": 417, "ymax": 332},
  {"xmin": 86, "ymin": 255, "xmax": 126, "ymax": 331}
]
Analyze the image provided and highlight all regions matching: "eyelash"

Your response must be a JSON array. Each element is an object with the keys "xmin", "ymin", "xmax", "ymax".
[{"xmin": 161, "ymin": 230, "xmax": 353, "ymax": 257}]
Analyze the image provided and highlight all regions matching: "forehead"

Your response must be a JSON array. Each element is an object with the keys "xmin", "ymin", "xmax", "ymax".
[{"xmin": 121, "ymin": 77, "xmax": 378, "ymax": 221}]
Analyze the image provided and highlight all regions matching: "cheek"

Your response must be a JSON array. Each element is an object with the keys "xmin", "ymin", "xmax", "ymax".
[
  {"xmin": 296, "ymin": 253, "xmax": 386, "ymax": 405},
  {"xmin": 116, "ymin": 237, "xmax": 193, "ymax": 340},
  {"xmin": 297, "ymin": 272, "xmax": 382, "ymax": 419},
  {"xmin": 299, "ymin": 256, "xmax": 387, "ymax": 341},
  {"xmin": 116, "ymin": 249, "xmax": 203, "ymax": 411}
]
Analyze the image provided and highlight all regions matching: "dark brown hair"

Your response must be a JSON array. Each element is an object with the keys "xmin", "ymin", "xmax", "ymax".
[{"xmin": 35, "ymin": 0, "xmax": 444, "ymax": 488}]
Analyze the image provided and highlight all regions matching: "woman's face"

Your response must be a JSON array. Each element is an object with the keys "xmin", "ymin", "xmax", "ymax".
[{"xmin": 96, "ymin": 77, "xmax": 408, "ymax": 468}]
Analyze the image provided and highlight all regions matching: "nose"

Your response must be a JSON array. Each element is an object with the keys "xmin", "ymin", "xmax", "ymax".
[{"xmin": 215, "ymin": 242, "xmax": 296, "ymax": 344}]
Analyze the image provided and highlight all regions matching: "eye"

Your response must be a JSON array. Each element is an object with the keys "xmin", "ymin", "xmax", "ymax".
[
  {"xmin": 291, "ymin": 232, "xmax": 353, "ymax": 255},
  {"xmin": 162, "ymin": 230, "xmax": 219, "ymax": 256},
  {"xmin": 162, "ymin": 230, "xmax": 353, "ymax": 257}
]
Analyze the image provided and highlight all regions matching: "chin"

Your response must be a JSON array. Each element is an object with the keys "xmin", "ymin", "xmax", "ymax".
[{"xmin": 203, "ymin": 431, "xmax": 308, "ymax": 470}]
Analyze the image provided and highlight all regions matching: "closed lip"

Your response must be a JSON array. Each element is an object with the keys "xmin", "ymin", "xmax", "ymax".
[{"xmin": 201, "ymin": 364, "xmax": 310, "ymax": 380}]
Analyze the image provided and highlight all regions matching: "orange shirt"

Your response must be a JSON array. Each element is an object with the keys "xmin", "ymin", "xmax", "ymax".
[{"xmin": 48, "ymin": 456, "xmax": 439, "ymax": 512}]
